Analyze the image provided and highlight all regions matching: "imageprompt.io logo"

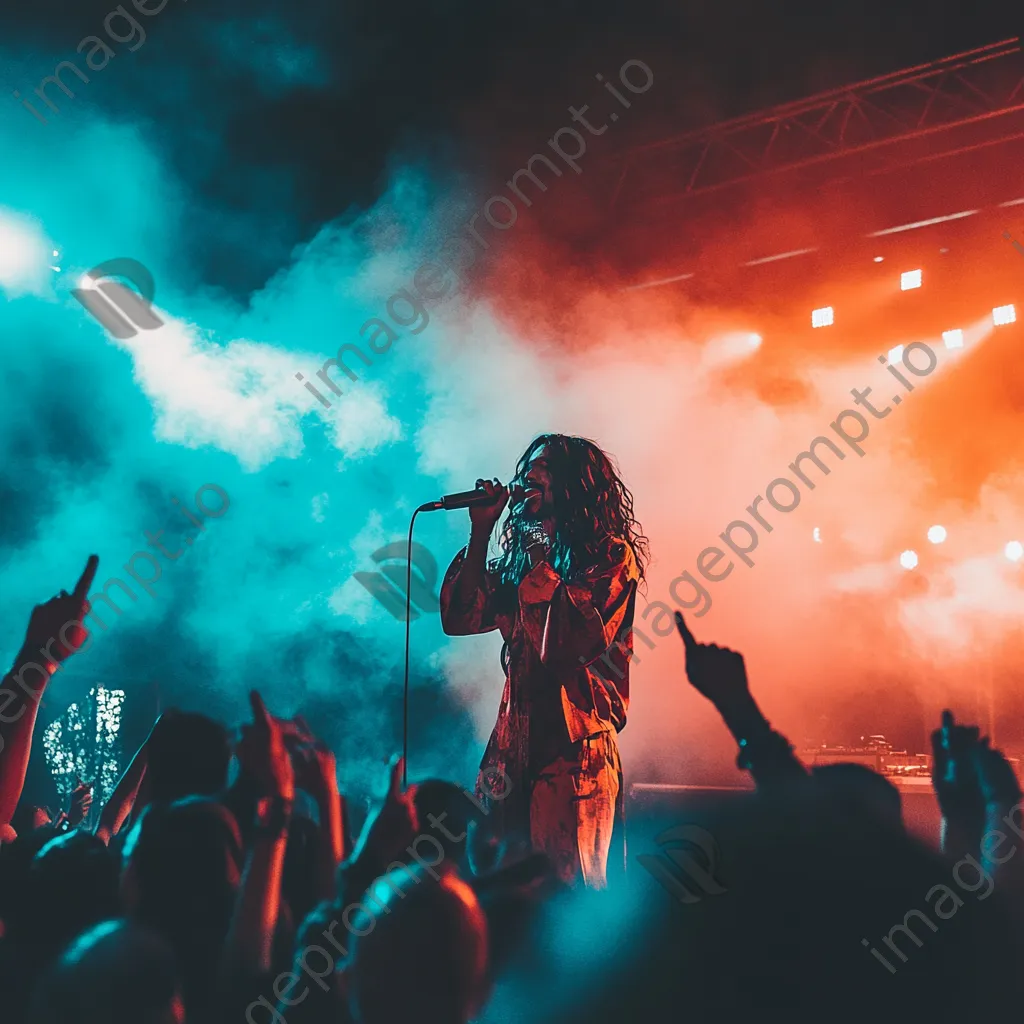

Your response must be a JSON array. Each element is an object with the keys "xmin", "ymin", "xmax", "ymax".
[
  {"xmin": 72, "ymin": 258, "xmax": 164, "ymax": 339},
  {"xmin": 354, "ymin": 541, "xmax": 441, "ymax": 621},
  {"xmin": 636, "ymin": 824, "xmax": 728, "ymax": 904}
]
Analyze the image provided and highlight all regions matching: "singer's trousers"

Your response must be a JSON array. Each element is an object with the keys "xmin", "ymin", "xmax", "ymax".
[{"xmin": 526, "ymin": 731, "xmax": 621, "ymax": 889}]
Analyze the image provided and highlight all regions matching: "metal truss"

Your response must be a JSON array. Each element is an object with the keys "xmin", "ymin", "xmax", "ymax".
[{"xmin": 611, "ymin": 38, "xmax": 1024, "ymax": 209}]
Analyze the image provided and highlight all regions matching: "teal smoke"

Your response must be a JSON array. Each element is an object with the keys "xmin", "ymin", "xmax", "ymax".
[{"xmin": 0, "ymin": 96, "xmax": 494, "ymax": 798}]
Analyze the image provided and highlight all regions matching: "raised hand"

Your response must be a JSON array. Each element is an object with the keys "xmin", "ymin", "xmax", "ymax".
[
  {"xmin": 931, "ymin": 710, "xmax": 981, "ymax": 806},
  {"xmin": 469, "ymin": 478, "xmax": 509, "ymax": 534},
  {"xmin": 972, "ymin": 736, "xmax": 1022, "ymax": 808},
  {"xmin": 358, "ymin": 755, "xmax": 419, "ymax": 871},
  {"xmin": 931, "ymin": 710, "xmax": 986, "ymax": 852},
  {"xmin": 674, "ymin": 611, "xmax": 750, "ymax": 706},
  {"xmin": 67, "ymin": 777, "xmax": 93, "ymax": 827},
  {"xmin": 236, "ymin": 691, "xmax": 295, "ymax": 802},
  {"xmin": 288, "ymin": 719, "xmax": 339, "ymax": 805},
  {"xmin": 21, "ymin": 555, "xmax": 99, "ymax": 667}
]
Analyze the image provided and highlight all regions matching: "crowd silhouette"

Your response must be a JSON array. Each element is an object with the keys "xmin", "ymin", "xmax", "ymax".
[{"xmin": 1, "ymin": 557, "xmax": 1023, "ymax": 1023}]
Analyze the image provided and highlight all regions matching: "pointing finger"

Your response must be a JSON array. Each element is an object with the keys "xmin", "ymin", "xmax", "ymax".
[
  {"xmin": 387, "ymin": 755, "xmax": 404, "ymax": 798},
  {"xmin": 249, "ymin": 690, "xmax": 272, "ymax": 728},
  {"xmin": 72, "ymin": 555, "xmax": 99, "ymax": 600},
  {"xmin": 674, "ymin": 611, "xmax": 697, "ymax": 651}
]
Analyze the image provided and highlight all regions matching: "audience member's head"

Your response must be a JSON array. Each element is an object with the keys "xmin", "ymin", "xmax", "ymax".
[
  {"xmin": 145, "ymin": 712, "xmax": 232, "ymax": 804},
  {"xmin": 414, "ymin": 779, "xmax": 482, "ymax": 875},
  {"xmin": 29, "ymin": 919, "xmax": 184, "ymax": 1024},
  {"xmin": 349, "ymin": 865, "xmax": 489, "ymax": 1024},
  {"xmin": 121, "ymin": 797, "xmax": 242, "ymax": 1013},
  {"xmin": 0, "ymin": 822, "xmax": 61, "ymax": 923},
  {"xmin": 812, "ymin": 762, "xmax": 903, "ymax": 830},
  {"xmin": 19, "ymin": 830, "xmax": 120, "ymax": 964}
]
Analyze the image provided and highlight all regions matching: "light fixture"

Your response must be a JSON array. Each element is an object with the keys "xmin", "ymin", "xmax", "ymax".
[
  {"xmin": 748, "ymin": 333, "xmax": 762, "ymax": 349},
  {"xmin": 811, "ymin": 306, "xmax": 834, "ymax": 328},
  {"xmin": 888, "ymin": 345, "xmax": 904, "ymax": 363},
  {"xmin": 927, "ymin": 525, "xmax": 947, "ymax": 544},
  {"xmin": 873, "ymin": 256, "xmax": 884, "ymax": 263},
  {"xmin": 900, "ymin": 269, "xmax": 922, "ymax": 291},
  {"xmin": 993, "ymin": 304, "xmax": 1016, "ymax": 326},
  {"xmin": 942, "ymin": 329, "xmax": 964, "ymax": 349},
  {"xmin": 900, "ymin": 550, "xmax": 918, "ymax": 570},
  {"xmin": 813, "ymin": 527, "xmax": 821, "ymax": 543},
  {"xmin": 1006, "ymin": 540, "xmax": 1023, "ymax": 562}
]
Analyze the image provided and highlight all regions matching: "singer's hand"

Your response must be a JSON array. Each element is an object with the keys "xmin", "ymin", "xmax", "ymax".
[{"xmin": 469, "ymin": 478, "xmax": 509, "ymax": 534}]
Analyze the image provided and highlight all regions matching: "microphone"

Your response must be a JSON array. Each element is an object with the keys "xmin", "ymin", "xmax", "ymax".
[{"xmin": 416, "ymin": 484, "xmax": 541, "ymax": 513}]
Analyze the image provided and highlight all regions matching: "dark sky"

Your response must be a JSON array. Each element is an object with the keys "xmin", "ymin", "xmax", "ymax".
[{"xmin": 3, "ymin": 0, "xmax": 1018, "ymax": 292}]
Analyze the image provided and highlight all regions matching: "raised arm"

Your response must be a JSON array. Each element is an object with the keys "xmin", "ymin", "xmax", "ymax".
[
  {"xmin": 674, "ymin": 611, "xmax": 807, "ymax": 788},
  {"xmin": 223, "ymin": 691, "xmax": 294, "ymax": 978},
  {"xmin": 930, "ymin": 710, "xmax": 1024, "ymax": 896},
  {"xmin": 335, "ymin": 755, "xmax": 419, "ymax": 911},
  {"xmin": 972, "ymin": 738, "xmax": 1024, "ymax": 897},
  {"xmin": 94, "ymin": 714, "xmax": 161, "ymax": 845},
  {"xmin": 0, "ymin": 555, "xmax": 98, "ymax": 828},
  {"xmin": 440, "ymin": 479, "xmax": 509, "ymax": 636},
  {"xmin": 288, "ymin": 718, "xmax": 345, "ymax": 902}
]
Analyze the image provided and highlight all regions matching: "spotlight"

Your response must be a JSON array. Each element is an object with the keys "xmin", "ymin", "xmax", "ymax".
[
  {"xmin": 927, "ymin": 525, "xmax": 947, "ymax": 544},
  {"xmin": 813, "ymin": 527, "xmax": 821, "ymax": 543},
  {"xmin": 888, "ymin": 345, "xmax": 904, "ymax": 363},
  {"xmin": 0, "ymin": 211, "xmax": 48, "ymax": 290},
  {"xmin": 942, "ymin": 329, "xmax": 964, "ymax": 349},
  {"xmin": 748, "ymin": 333, "xmax": 762, "ymax": 349},
  {"xmin": 993, "ymin": 304, "xmax": 1016, "ymax": 326},
  {"xmin": 1006, "ymin": 540, "xmax": 1023, "ymax": 562},
  {"xmin": 873, "ymin": 256, "xmax": 884, "ymax": 263},
  {"xmin": 811, "ymin": 306, "xmax": 834, "ymax": 328},
  {"xmin": 900, "ymin": 550, "xmax": 918, "ymax": 570},
  {"xmin": 900, "ymin": 269, "xmax": 922, "ymax": 290}
]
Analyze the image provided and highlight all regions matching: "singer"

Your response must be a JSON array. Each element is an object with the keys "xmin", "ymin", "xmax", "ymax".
[{"xmin": 439, "ymin": 434, "xmax": 648, "ymax": 888}]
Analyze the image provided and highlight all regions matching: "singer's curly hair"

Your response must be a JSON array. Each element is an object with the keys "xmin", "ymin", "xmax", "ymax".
[{"xmin": 492, "ymin": 434, "xmax": 649, "ymax": 587}]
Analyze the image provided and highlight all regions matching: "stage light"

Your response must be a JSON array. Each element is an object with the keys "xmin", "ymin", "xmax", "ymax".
[
  {"xmin": 813, "ymin": 527, "xmax": 821, "ymax": 543},
  {"xmin": 900, "ymin": 550, "xmax": 918, "ymax": 570},
  {"xmin": 888, "ymin": 345, "xmax": 904, "ymax": 363},
  {"xmin": 811, "ymin": 306, "xmax": 833, "ymax": 328},
  {"xmin": 873, "ymin": 256, "xmax": 884, "ymax": 263},
  {"xmin": 0, "ymin": 210, "xmax": 47, "ymax": 291},
  {"xmin": 1006, "ymin": 540, "xmax": 1023, "ymax": 562},
  {"xmin": 942, "ymin": 329, "xmax": 964, "ymax": 349},
  {"xmin": 993, "ymin": 304, "xmax": 1016, "ymax": 326},
  {"xmin": 900, "ymin": 269, "xmax": 922, "ymax": 290},
  {"xmin": 927, "ymin": 525, "xmax": 947, "ymax": 544},
  {"xmin": 703, "ymin": 332, "xmax": 763, "ymax": 365}
]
